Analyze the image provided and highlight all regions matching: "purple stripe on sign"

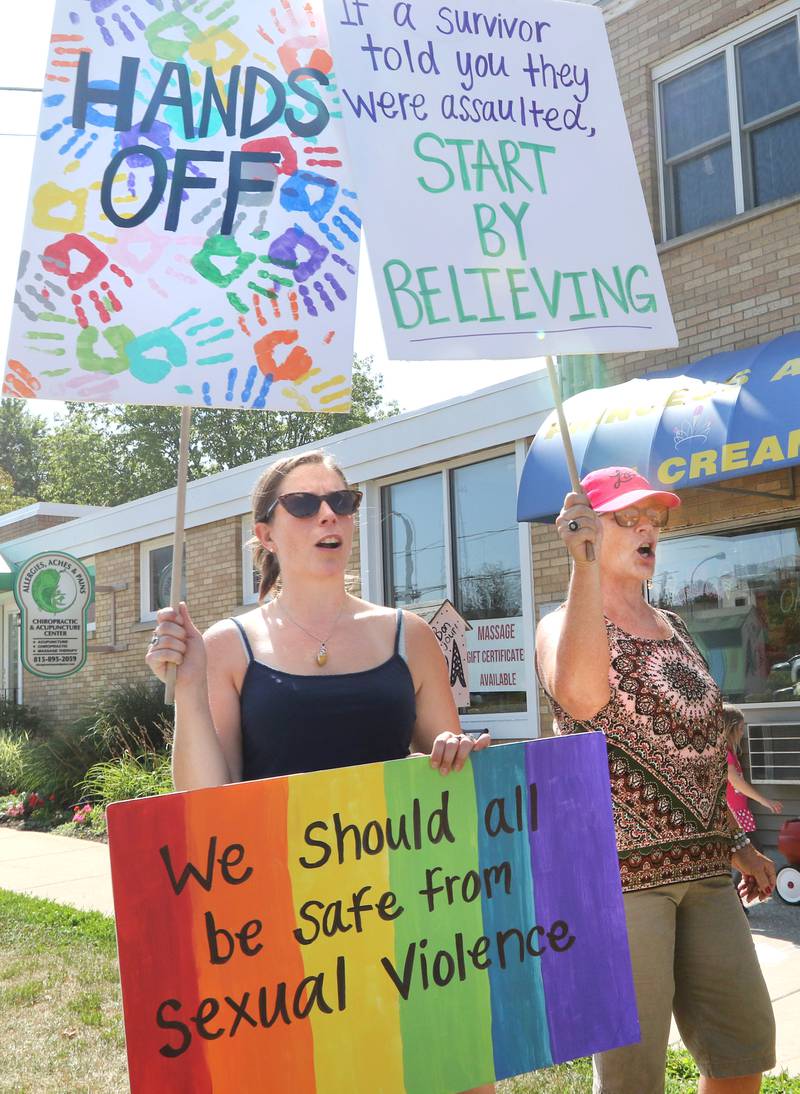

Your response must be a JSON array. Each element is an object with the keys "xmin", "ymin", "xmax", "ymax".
[{"xmin": 525, "ymin": 734, "xmax": 640, "ymax": 1064}]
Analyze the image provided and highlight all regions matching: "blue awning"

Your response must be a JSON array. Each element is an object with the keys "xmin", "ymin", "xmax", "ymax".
[{"xmin": 517, "ymin": 331, "xmax": 800, "ymax": 521}]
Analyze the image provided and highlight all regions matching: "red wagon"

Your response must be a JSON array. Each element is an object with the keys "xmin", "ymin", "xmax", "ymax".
[{"xmin": 776, "ymin": 818, "xmax": 800, "ymax": 905}]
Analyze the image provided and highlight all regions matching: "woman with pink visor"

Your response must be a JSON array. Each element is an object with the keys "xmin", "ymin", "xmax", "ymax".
[{"xmin": 536, "ymin": 467, "xmax": 776, "ymax": 1094}]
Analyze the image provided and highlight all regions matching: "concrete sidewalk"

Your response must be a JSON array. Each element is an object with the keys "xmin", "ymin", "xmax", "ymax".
[
  {"xmin": 0, "ymin": 826, "xmax": 114, "ymax": 916},
  {"xmin": 1, "ymin": 826, "xmax": 798, "ymax": 1076}
]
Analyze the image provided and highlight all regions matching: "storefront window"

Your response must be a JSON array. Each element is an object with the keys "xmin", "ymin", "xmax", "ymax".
[
  {"xmin": 452, "ymin": 455, "xmax": 525, "ymax": 715},
  {"xmin": 383, "ymin": 454, "xmax": 526, "ymax": 716},
  {"xmin": 650, "ymin": 521, "xmax": 800, "ymax": 703},
  {"xmin": 383, "ymin": 474, "xmax": 447, "ymax": 608}
]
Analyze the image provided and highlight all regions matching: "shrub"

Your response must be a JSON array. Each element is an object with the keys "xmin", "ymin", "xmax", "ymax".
[
  {"xmin": 81, "ymin": 752, "xmax": 173, "ymax": 808},
  {"xmin": 15, "ymin": 682, "xmax": 175, "ymax": 801},
  {"xmin": 0, "ymin": 698, "xmax": 42, "ymax": 738},
  {"xmin": 81, "ymin": 681, "xmax": 174, "ymax": 756},
  {"xmin": 0, "ymin": 732, "xmax": 27, "ymax": 792},
  {"xmin": 16, "ymin": 729, "xmax": 106, "ymax": 800}
]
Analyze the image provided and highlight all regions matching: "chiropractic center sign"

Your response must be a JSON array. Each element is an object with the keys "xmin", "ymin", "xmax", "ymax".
[{"xmin": 14, "ymin": 552, "xmax": 92, "ymax": 678}]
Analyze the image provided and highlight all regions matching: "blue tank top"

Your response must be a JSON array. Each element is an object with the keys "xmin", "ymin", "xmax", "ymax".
[{"xmin": 231, "ymin": 609, "xmax": 417, "ymax": 780}]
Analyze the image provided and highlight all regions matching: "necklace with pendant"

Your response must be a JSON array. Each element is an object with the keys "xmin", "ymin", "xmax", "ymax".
[{"xmin": 274, "ymin": 598, "xmax": 346, "ymax": 667}]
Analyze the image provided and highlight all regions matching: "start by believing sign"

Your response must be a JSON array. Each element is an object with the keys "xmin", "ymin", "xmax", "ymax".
[{"xmin": 325, "ymin": 0, "xmax": 677, "ymax": 361}]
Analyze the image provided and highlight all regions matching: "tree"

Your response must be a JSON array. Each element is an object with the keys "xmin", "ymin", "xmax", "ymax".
[
  {"xmin": 0, "ymin": 469, "xmax": 36, "ymax": 516},
  {"xmin": 40, "ymin": 408, "xmax": 119, "ymax": 507},
  {"xmin": 0, "ymin": 399, "xmax": 49, "ymax": 497},
  {"xmin": 42, "ymin": 355, "xmax": 399, "ymax": 506}
]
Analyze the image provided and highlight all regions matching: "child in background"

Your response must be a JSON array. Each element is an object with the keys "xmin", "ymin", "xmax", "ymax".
[{"xmin": 723, "ymin": 703, "xmax": 783, "ymax": 835}]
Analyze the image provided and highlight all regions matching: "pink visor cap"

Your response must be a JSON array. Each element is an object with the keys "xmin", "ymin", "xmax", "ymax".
[{"xmin": 580, "ymin": 467, "xmax": 681, "ymax": 513}]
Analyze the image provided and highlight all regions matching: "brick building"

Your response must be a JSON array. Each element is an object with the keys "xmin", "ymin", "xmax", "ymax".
[
  {"xmin": 0, "ymin": 374, "xmax": 552, "ymax": 740},
  {"xmin": 1, "ymin": 0, "xmax": 798, "ymax": 845}
]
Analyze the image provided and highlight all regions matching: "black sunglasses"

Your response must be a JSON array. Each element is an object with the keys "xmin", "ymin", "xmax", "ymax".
[{"xmin": 263, "ymin": 489, "xmax": 363, "ymax": 520}]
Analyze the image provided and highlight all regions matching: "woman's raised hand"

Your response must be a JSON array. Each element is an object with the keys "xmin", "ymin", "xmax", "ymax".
[
  {"xmin": 145, "ymin": 602, "xmax": 206, "ymax": 688},
  {"xmin": 429, "ymin": 730, "xmax": 490, "ymax": 775},
  {"xmin": 555, "ymin": 489, "xmax": 602, "ymax": 562}
]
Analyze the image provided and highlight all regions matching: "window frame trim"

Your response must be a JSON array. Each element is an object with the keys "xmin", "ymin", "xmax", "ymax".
[
  {"xmin": 653, "ymin": 1, "xmax": 800, "ymax": 240},
  {"xmin": 241, "ymin": 514, "xmax": 260, "ymax": 606},
  {"xmin": 139, "ymin": 534, "xmax": 185, "ymax": 623},
  {"xmin": 371, "ymin": 443, "xmax": 539, "ymax": 738}
]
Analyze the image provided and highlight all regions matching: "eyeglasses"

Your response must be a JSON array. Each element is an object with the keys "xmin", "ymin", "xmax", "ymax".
[
  {"xmin": 612, "ymin": 506, "xmax": 670, "ymax": 528},
  {"xmin": 263, "ymin": 489, "xmax": 363, "ymax": 520}
]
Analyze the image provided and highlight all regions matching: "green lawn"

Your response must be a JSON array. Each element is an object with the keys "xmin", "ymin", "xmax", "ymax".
[
  {"xmin": 1, "ymin": 888, "xmax": 797, "ymax": 1093},
  {"xmin": 0, "ymin": 889, "xmax": 127, "ymax": 1094}
]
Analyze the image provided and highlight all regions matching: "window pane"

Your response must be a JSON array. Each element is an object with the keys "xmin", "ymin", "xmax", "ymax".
[
  {"xmin": 751, "ymin": 113, "xmax": 800, "ymax": 205},
  {"xmin": 452, "ymin": 455, "xmax": 525, "ymax": 714},
  {"xmin": 149, "ymin": 545, "xmax": 187, "ymax": 613},
  {"xmin": 738, "ymin": 21, "xmax": 800, "ymax": 125},
  {"xmin": 452, "ymin": 455, "xmax": 522, "ymax": 620},
  {"xmin": 673, "ymin": 144, "xmax": 736, "ymax": 234},
  {"xmin": 661, "ymin": 55, "xmax": 729, "ymax": 159},
  {"xmin": 382, "ymin": 476, "xmax": 446, "ymax": 608},
  {"xmin": 650, "ymin": 523, "xmax": 800, "ymax": 703}
]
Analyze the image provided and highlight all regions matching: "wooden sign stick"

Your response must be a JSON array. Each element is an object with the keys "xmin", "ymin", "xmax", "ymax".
[
  {"xmin": 165, "ymin": 406, "xmax": 192, "ymax": 704},
  {"xmin": 544, "ymin": 355, "xmax": 595, "ymax": 562}
]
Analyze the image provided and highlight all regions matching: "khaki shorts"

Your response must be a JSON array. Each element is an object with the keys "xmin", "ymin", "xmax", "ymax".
[{"xmin": 594, "ymin": 875, "xmax": 775, "ymax": 1094}]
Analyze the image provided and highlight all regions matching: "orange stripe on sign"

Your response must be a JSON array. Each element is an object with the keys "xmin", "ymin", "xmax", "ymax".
[{"xmin": 185, "ymin": 779, "xmax": 317, "ymax": 1092}]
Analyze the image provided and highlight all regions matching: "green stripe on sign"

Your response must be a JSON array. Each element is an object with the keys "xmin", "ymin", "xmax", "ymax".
[{"xmin": 383, "ymin": 758, "xmax": 495, "ymax": 1093}]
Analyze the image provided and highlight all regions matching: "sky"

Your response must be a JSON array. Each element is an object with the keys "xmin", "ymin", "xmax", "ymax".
[{"xmin": 0, "ymin": 0, "xmax": 542, "ymax": 420}]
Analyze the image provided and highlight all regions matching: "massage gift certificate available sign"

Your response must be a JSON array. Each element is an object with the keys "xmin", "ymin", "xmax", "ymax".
[
  {"xmin": 325, "ymin": 0, "xmax": 677, "ymax": 359},
  {"xmin": 108, "ymin": 736, "xmax": 638, "ymax": 1093}
]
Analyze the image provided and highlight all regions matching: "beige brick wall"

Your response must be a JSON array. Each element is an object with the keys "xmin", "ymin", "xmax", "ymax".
[
  {"xmin": 0, "ymin": 514, "xmax": 74, "ymax": 545},
  {"xmin": 531, "ymin": 0, "xmax": 800, "ymax": 734},
  {"xmin": 601, "ymin": 0, "xmax": 800, "ymax": 383}
]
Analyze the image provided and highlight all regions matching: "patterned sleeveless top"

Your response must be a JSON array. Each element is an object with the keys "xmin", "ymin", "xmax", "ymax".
[{"xmin": 542, "ymin": 609, "xmax": 732, "ymax": 893}]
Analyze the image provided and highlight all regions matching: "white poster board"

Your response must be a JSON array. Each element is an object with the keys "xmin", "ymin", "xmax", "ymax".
[
  {"xmin": 4, "ymin": 0, "xmax": 359, "ymax": 413},
  {"xmin": 326, "ymin": 0, "xmax": 677, "ymax": 360}
]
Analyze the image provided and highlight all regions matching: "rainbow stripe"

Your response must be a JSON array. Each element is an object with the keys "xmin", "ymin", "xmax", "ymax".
[{"xmin": 108, "ymin": 735, "xmax": 638, "ymax": 1092}]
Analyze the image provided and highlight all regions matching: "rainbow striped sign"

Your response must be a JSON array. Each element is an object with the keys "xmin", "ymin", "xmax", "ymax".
[{"xmin": 107, "ymin": 735, "xmax": 638, "ymax": 1092}]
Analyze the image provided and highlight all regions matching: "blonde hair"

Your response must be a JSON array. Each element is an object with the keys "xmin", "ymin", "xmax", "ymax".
[
  {"xmin": 249, "ymin": 450, "xmax": 348, "ymax": 602},
  {"xmin": 721, "ymin": 702, "xmax": 745, "ymax": 751}
]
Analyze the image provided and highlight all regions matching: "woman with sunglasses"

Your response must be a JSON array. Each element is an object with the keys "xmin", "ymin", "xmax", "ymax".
[
  {"xmin": 146, "ymin": 449, "xmax": 493, "ymax": 1094},
  {"xmin": 147, "ymin": 447, "xmax": 489, "ymax": 787},
  {"xmin": 536, "ymin": 467, "xmax": 776, "ymax": 1094}
]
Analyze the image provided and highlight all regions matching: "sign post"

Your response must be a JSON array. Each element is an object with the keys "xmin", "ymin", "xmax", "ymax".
[{"xmin": 13, "ymin": 551, "xmax": 92, "ymax": 678}]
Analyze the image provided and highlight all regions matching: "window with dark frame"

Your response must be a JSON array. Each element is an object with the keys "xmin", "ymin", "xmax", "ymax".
[{"xmin": 382, "ymin": 455, "xmax": 526, "ymax": 715}]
